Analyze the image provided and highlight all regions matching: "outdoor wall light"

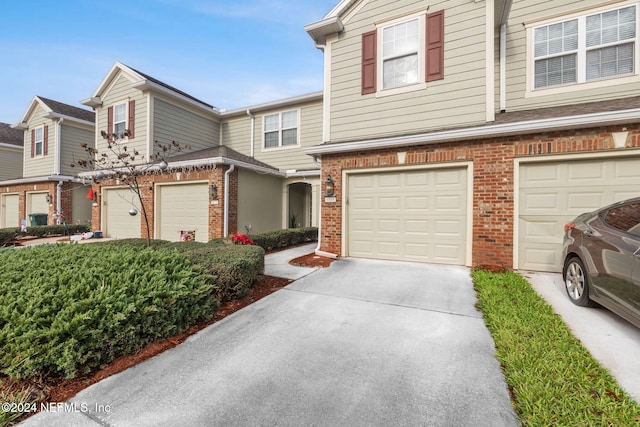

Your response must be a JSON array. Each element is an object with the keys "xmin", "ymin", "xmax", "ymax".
[
  {"xmin": 325, "ymin": 176, "xmax": 335, "ymax": 197},
  {"xmin": 46, "ymin": 193, "xmax": 53, "ymax": 206},
  {"xmin": 159, "ymin": 160, "xmax": 168, "ymax": 171},
  {"xmin": 95, "ymin": 170, "xmax": 106, "ymax": 181},
  {"xmin": 210, "ymin": 184, "xmax": 218, "ymax": 201},
  {"xmin": 129, "ymin": 208, "xmax": 138, "ymax": 216}
]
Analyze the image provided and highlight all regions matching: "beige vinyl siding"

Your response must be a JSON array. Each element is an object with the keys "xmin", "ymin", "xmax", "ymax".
[
  {"xmin": 504, "ymin": 0, "xmax": 640, "ymax": 111},
  {"xmin": 23, "ymin": 105, "xmax": 56, "ymax": 177},
  {"xmin": 329, "ymin": 0, "xmax": 488, "ymax": 143},
  {"xmin": 221, "ymin": 115, "xmax": 252, "ymax": 156},
  {"xmin": 60, "ymin": 123, "xmax": 94, "ymax": 176},
  {"xmin": 0, "ymin": 147, "xmax": 23, "ymax": 180},
  {"xmin": 152, "ymin": 97, "xmax": 219, "ymax": 156},
  {"xmin": 237, "ymin": 169, "xmax": 282, "ymax": 234},
  {"xmin": 96, "ymin": 73, "xmax": 147, "ymax": 163},
  {"xmin": 223, "ymin": 100, "xmax": 322, "ymax": 171},
  {"xmin": 255, "ymin": 101, "xmax": 322, "ymax": 170}
]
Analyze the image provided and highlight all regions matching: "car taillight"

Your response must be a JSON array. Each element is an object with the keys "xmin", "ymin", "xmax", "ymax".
[{"xmin": 564, "ymin": 222, "xmax": 575, "ymax": 232}]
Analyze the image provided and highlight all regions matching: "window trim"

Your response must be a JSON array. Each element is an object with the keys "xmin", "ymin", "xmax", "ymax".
[
  {"xmin": 376, "ymin": 11, "xmax": 427, "ymax": 95},
  {"xmin": 261, "ymin": 109, "xmax": 300, "ymax": 150},
  {"xmin": 112, "ymin": 101, "xmax": 128, "ymax": 140},
  {"xmin": 33, "ymin": 126, "xmax": 43, "ymax": 157},
  {"xmin": 526, "ymin": 1, "xmax": 640, "ymax": 96}
]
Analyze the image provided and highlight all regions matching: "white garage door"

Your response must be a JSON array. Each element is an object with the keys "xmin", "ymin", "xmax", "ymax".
[
  {"xmin": 103, "ymin": 187, "xmax": 141, "ymax": 239},
  {"xmin": 1, "ymin": 194, "xmax": 19, "ymax": 228},
  {"xmin": 156, "ymin": 183, "xmax": 209, "ymax": 242},
  {"xmin": 519, "ymin": 156, "xmax": 640, "ymax": 272},
  {"xmin": 348, "ymin": 167, "xmax": 468, "ymax": 264}
]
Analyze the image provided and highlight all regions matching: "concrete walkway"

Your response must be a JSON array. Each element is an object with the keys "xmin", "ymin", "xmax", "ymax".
[
  {"xmin": 20, "ymin": 258, "xmax": 518, "ymax": 427},
  {"xmin": 525, "ymin": 271, "xmax": 640, "ymax": 403}
]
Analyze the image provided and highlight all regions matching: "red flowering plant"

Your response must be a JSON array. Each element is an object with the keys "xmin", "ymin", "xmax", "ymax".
[{"xmin": 231, "ymin": 232, "xmax": 254, "ymax": 245}]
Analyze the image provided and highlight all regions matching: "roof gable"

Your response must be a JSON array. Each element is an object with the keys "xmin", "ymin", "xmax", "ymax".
[
  {"xmin": 15, "ymin": 96, "xmax": 94, "ymax": 128},
  {"xmin": 82, "ymin": 62, "xmax": 216, "ymax": 113}
]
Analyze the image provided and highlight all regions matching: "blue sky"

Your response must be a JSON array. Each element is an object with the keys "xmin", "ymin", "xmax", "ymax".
[{"xmin": 0, "ymin": 0, "xmax": 337, "ymax": 123}]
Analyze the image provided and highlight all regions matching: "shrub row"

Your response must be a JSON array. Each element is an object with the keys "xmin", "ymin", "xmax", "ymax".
[
  {"xmin": 248, "ymin": 227, "xmax": 317, "ymax": 251},
  {"xmin": 0, "ymin": 225, "xmax": 90, "ymax": 246},
  {"xmin": 0, "ymin": 244, "xmax": 219, "ymax": 379},
  {"xmin": 98, "ymin": 239, "xmax": 265, "ymax": 302}
]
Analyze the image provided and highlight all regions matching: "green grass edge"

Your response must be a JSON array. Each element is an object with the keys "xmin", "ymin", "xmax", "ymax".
[{"xmin": 472, "ymin": 269, "xmax": 640, "ymax": 426}]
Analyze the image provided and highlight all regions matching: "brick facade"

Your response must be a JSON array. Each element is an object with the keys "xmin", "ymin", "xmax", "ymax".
[
  {"xmin": 0, "ymin": 181, "xmax": 76, "ymax": 226},
  {"xmin": 91, "ymin": 165, "xmax": 238, "ymax": 241},
  {"xmin": 320, "ymin": 124, "xmax": 640, "ymax": 270}
]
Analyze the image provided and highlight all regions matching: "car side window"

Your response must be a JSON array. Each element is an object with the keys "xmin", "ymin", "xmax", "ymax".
[{"xmin": 603, "ymin": 202, "xmax": 640, "ymax": 237}]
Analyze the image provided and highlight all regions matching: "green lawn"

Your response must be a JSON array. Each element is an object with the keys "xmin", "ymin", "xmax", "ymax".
[{"xmin": 472, "ymin": 270, "xmax": 640, "ymax": 426}]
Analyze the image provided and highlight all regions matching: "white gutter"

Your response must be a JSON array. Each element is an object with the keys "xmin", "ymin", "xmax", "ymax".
[
  {"xmin": 0, "ymin": 175, "xmax": 75, "ymax": 186},
  {"xmin": 0, "ymin": 143, "xmax": 22, "ymax": 151},
  {"xmin": 246, "ymin": 109, "xmax": 255, "ymax": 158},
  {"xmin": 500, "ymin": 23, "xmax": 507, "ymax": 112},
  {"xmin": 305, "ymin": 108, "xmax": 640, "ymax": 155},
  {"xmin": 45, "ymin": 113, "xmax": 94, "ymax": 128},
  {"xmin": 223, "ymin": 164, "xmax": 235, "ymax": 237}
]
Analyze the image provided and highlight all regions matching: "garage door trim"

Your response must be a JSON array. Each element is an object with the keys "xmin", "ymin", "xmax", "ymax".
[
  {"xmin": 513, "ymin": 149, "xmax": 640, "ymax": 270},
  {"xmin": 343, "ymin": 162, "xmax": 473, "ymax": 266}
]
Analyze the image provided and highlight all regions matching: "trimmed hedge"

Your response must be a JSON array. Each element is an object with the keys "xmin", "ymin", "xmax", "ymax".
[
  {"xmin": 0, "ymin": 244, "xmax": 219, "ymax": 379},
  {"xmin": 248, "ymin": 227, "xmax": 317, "ymax": 251},
  {"xmin": 0, "ymin": 225, "xmax": 90, "ymax": 247},
  {"xmin": 97, "ymin": 239, "xmax": 265, "ymax": 302}
]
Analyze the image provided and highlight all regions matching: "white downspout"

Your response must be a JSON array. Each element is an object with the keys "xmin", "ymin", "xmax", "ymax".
[
  {"xmin": 55, "ymin": 118, "xmax": 64, "ymax": 223},
  {"xmin": 55, "ymin": 118, "xmax": 63, "ymax": 175},
  {"xmin": 223, "ymin": 164, "xmax": 235, "ymax": 237},
  {"xmin": 500, "ymin": 23, "xmax": 507, "ymax": 112},
  {"xmin": 246, "ymin": 109, "xmax": 255, "ymax": 158},
  {"xmin": 56, "ymin": 181, "xmax": 63, "ymax": 224}
]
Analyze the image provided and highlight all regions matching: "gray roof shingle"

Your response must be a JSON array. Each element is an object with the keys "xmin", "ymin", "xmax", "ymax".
[
  {"xmin": 38, "ymin": 97, "xmax": 95, "ymax": 123},
  {"xmin": 0, "ymin": 122, "xmax": 24, "ymax": 146}
]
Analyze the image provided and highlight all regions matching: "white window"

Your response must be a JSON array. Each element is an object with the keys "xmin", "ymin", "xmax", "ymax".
[
  {"xmin": 533, "ymin": 4, "xmax": 637, "ymax": 89},
  {"xmin": 263, "ymin": 110, "xmax": 298, "ymax": 148},
  {"xmin": 382, "ymin": 18, "xmax": 421, "ymax": 89},
  {"xmin": 34, "ymin": 127, "xmax": 43, "ymax": 156},
  {"xmin": 113, "ymin": 102, "xmax": 127, "ymax": 138}
]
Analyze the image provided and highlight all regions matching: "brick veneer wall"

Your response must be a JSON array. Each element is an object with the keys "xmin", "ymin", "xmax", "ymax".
[
  {"xmin": 91, "ymin": 165, "xmax": 238, "ymax": 241},
  {"xmin": 0, "ymin": 181, "xmax": 76, "ymax": 226},
  {"xmin": 320, "ymin": 124, "xmax": 640, "ymax": 269}
]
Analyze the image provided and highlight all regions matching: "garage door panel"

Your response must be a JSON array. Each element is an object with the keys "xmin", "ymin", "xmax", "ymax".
[
  {"xmin": 348, "ymin": 167, "xmax": 467, "ymax": 265},
  {"xmin": 435, "ymin": 194, "xmax": 464, "ymax": 210},
  {"xmin": 1, "ymin": 194, "xmax": 19, "ymax": 228},
  {"xmin": 519, "ymin": 157, "xmax": 640, "ymax": 272},
  {"xmin": 157, "ymin": 183, "xmax": 208, "ymax": 242},
  {"xmin": 104, "ymin": 188, "xmax": 142, "ymax": 239}
]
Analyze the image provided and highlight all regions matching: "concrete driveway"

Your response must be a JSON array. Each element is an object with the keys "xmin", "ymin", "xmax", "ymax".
[
  {"xmin": 21, "ymin": 258, "xmax": 518, "ymax": 427},
  {"xmin": 525, "ymin": 271, "xmax": 640, "ymax": 403}
]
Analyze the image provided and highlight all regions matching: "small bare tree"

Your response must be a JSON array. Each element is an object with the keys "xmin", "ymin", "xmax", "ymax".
[{"xmin": 72, "ymin": 130, "xmax": 190, "ymax": 247}]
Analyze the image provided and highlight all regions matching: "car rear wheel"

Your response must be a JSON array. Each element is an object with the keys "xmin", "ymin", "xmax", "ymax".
[{"xmin": 564, "ymin": 257, "xmax": 596, "ymax": 307}]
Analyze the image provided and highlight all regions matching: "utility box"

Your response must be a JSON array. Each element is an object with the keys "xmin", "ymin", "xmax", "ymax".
[{"xmin": 28, "ymin": 213, "xmax": 48, "ymax": 226}]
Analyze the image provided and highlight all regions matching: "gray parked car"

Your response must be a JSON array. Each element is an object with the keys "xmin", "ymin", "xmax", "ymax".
[{"xmin": 561, "ymin": 197, "xmax": 640, "ymax": 328}]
